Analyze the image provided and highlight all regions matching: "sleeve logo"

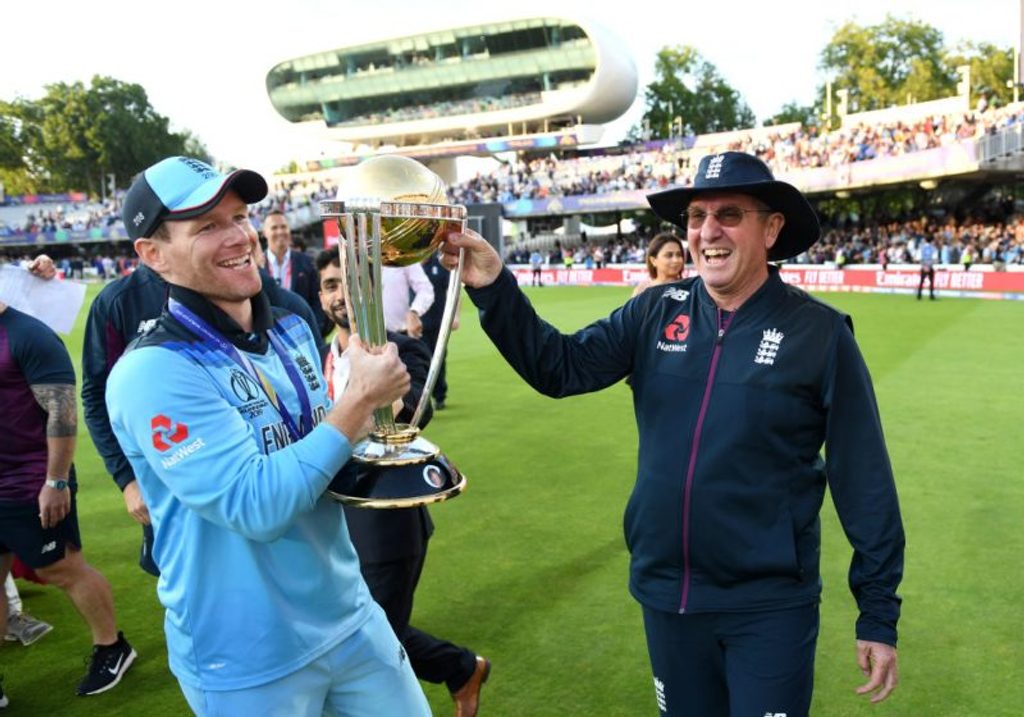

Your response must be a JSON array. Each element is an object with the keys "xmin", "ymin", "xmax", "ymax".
[{"xmin": 151, "ymin": 414, "xmax": 189, "ymax": 452}]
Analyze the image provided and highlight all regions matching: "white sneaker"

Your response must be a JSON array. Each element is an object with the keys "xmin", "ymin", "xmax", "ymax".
[{"xmin": 5, "ymin": 612, "xmax": 54, "ymax": 646}]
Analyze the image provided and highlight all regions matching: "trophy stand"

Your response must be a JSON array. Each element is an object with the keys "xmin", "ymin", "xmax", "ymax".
[{"xmin": 320, "ymin": 155, "xmax": 468, "ymax": 508}]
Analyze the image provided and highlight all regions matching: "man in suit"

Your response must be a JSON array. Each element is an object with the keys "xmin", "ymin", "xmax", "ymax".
[
  {"xmin": 317, "ymin": 247, "xmax": 490, "ymax": 717},
  {"xmin": 263, "ymin": 210, "xmax": 331, "ymax": 337},
  {"xmin": 420, "ymin": 253, "xmax": 459, "ymax": 409}
]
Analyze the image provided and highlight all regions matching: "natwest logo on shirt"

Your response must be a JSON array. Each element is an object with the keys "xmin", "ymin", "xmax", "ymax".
[
  {"xmin": 150, "ymin": 414, "xmax": 205, "ymax": 469},
  {"xmin": 151, "ymin": 414, "xmax": 189, "ymax": 452},
  {"xmin": 658, "ymin": 314, "xmax": 690, "ymax": 353}
]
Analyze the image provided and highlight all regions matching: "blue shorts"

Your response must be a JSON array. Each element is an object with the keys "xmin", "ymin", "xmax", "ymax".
[
  {"xmin": 179, "ymin": 604, "xmax": 430, "ymax": 717},
  {"xmin": 642, "ymin": 604, "xmax": 819, "ymax": 717}
]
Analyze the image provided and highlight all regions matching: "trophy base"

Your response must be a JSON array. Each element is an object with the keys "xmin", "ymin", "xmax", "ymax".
[
  {"xmin": 326, "ymin": 452, "xmax": 466, "ymax": 509},
  {"xmin": 351, "ymin": 428, "xmax": 441, "ymax": 466}
]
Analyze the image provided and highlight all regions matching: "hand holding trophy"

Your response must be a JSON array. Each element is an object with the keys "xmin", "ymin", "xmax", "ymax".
[{"xmin": 320, "ymin": 155, "xmax": 467, "ymax": 508}]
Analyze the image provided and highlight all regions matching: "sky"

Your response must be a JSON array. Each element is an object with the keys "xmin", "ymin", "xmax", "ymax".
[{"xmin": 1, "ymin": 0, "xmax": 1020, "ymax": 175}]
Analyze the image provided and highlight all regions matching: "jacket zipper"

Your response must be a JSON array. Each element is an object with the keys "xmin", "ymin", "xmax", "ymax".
[{"xmin": 679, "ymin": 307, "xmax": 734, "ymax": 613}]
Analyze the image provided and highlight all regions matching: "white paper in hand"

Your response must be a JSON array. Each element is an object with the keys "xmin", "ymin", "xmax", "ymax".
[{"xmin": 0, "ymin": 265, "xmax": 87, "ymax": 335}]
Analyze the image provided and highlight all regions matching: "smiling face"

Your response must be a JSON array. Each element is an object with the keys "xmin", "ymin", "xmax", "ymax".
[
  {"xmin": 135, "ymin": 190, "xmax": 261, "ymax": 323},
  {"xmin": 318, "ymin": 260, "xmax": 350, "ymax": 334},
  {"xmin": 263, "ymin": 213, "xmax": 292, "ymax": 258},
  {"xmin": 649, "ymin": 238, "xmax": 685, "ymax": 282},
  {"xmin": 686, "ymin": 192, "xmax": 784, "ymax": 310}
]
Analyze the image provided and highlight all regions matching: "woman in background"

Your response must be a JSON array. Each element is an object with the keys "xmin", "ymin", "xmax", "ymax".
[{"xmin": 632, "ymin": 232, "xmax": 685, "ymax": 297}]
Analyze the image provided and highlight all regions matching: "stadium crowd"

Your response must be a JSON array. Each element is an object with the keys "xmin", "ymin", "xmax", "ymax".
[
  {"xmin": 448, "ymin": 104, "xmax": 1024, "ymax": 204},
  {"xmin": 505, "ymin": 215, "xmax": 1024, "ymax": 269},
  {"xmin": 4, "ymin": 101, "xmax": 1024, "ymax": 276},
  {"xmin": 332, "ymin": 92, "xmax": 543, "ymax": 127},
  {"xmin": 4, "ymin": 213, "xmax": 1023, "ymax": 280},
  {"xmin": 0, "ymin": 199, "xmax": 120, "ymax": 238},
  {"xmin": 0, "ymin": 177, "xmax": 339, "ymax": 239}
]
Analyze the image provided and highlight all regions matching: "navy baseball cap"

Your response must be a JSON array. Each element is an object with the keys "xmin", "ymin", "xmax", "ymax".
[
  {"xmin": 647, "ymin": 151, "xmax": 821, "ymax": 261},
  {"xmin": 122, "ymin": 156, "xmax": 268, "ymax": 240}
]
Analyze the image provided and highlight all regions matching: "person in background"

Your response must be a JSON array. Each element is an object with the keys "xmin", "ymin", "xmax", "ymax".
[
  {"xmin": 262, "ymin": 209, "xmax": 330, "ymax": 337},
  {"xmin": 529, "ymin": 249, "xmax": 544, "ymax": 287},
  {"xmin": 917, "ymin": 236, "xmax": 938, "ymax": 300},
  {"xmin": 4, "ymin": 573, "xmax": 52, "ymax": 645},
  {"xmin": 0, "ymin": 299, "xmax": 136, "ymax": 702},
  {"xmin": 318, "ymin": 247, "xmax": 489, "ymax": 716},
  {"xmin": 381, "ymin": 263, "xmax": 434, "ymax": 339},
  {"xmin": 631, "ymin": 232, "xmax": 686, "ymax": 297},
  {"xmin": 419, "ymin": 251, "xmax": 460, "ymax": 410}
]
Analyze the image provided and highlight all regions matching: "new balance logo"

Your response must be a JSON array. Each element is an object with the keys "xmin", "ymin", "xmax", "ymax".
[
  {"xmin": 41, "ymin": 541, "xmax": 57, "ymax": 554},
  {"xmin": 662, "ymin": 287, "xmax": 690, "ymax": 302}
]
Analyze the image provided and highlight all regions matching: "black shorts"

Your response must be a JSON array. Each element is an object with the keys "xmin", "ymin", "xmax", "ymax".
[{"xmin": 0, "ymin": 484, "xmax": 82, "ymax": 569}]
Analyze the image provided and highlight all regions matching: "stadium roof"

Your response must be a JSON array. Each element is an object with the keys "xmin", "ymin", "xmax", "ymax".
[{"xmin": 265, "ymin": 16, "xmax": 637, "ymax": 147}]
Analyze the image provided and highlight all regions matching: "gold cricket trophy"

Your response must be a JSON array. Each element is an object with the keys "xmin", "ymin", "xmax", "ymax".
[{"xmin": 320, "ymin": 155, "xmax": 467, "ymax": 508}]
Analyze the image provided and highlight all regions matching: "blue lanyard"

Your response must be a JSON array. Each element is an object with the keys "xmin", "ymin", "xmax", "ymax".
[{"xmin": 168, "ymin": 298, "xmax": 313, "ymax": 443}]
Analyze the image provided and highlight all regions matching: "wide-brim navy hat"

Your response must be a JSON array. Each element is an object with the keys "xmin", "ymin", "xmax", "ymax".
[
  {"xmin": 647, "ymin": 151, "xmax": 820, "ymax": 261},
  {"xmin": 122, "ymin": 156, "xmax": 268, "ymax": 240}
]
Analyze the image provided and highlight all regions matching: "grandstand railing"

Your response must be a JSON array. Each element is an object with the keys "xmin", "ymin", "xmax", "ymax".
[{"xmin": 978, "ymin": 123, "xmax": 1024, "ymax": 161}]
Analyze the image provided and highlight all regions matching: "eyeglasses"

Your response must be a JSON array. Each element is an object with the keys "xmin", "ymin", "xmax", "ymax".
[{"xmin": 684, "ymin": 207, "xmax": 772, "ymax": 229}]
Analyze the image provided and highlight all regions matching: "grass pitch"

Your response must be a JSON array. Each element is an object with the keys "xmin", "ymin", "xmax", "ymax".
[{"xmin": 2, "ymin": 283, "xmax": 1022, "ymax": 716}]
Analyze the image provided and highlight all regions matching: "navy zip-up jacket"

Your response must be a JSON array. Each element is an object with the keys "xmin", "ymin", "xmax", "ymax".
[
  {"xmin": 82, "ymin": 265, "xmax": 325, "ymax": 492},
  {"xmin": 467, "ymin": 266, "xmax": 904, "ymax": 646}
]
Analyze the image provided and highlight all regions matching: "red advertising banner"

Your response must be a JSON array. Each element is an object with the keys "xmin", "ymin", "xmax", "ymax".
[
  {"xmin": 509, "ymin": 266, "xmax": 1024, "ymax": 301},
  {"xmin": 322, "ymin": 220, "xmax": 340, "ymax": 248}
]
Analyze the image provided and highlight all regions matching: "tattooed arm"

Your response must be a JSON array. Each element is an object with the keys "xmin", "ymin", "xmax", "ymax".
[{"xmin": 30, "ymin": 383, "xmax": 77, "ymax": 528}]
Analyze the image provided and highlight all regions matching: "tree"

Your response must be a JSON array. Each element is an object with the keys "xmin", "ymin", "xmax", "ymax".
[
  {"xmin": 764, "ymin": 101, "xmax": 820, "ymax": 129},
  {"xmin": 635, "ymin": 46, "xmax": 755, "ymax": 141},
  {"xmin": 947, "ymin": 42, "xmax": 1016, "ymax": 108},
  {"xmin": 180, "ymin": 130, "xmax": 212, "ymax": 165},
  {"xmin": 0, "ymin": 105, "xmax": 24, "ymax": 171},
  {"xmin": 4, "ymin": 75, "xmax": 205, "ymax": 194},
  {"xmin": 820, "ymin": 16, "xmax": 956, "ymax": 111}
]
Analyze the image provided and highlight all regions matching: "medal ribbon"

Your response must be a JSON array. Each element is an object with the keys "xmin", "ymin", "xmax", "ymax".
[{"xmin": 168, "ymin": 298, "xmax": 313, "ymax": 443}]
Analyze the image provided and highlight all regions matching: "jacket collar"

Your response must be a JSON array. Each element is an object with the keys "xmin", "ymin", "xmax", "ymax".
[
  {"xmin": 694, "ymin": 265, "xmax": 786, "ymax": 320},
  {"xmin": 167, "ymin": 283, "xmax": 274, "ymax": 353}
]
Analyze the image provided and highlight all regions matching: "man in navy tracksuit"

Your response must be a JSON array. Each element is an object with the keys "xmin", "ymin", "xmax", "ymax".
[{"xmin": 441, "ymin": 152, "xmax": 904, "ymax": 716}]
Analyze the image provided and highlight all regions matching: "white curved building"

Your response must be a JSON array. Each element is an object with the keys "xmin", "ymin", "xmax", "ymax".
[{"xmin": 266, "ymin": 17, "xmax": 638, "ymax": 147}]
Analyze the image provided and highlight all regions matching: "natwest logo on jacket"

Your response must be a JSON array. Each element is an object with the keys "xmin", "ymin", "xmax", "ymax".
[
  {"xmin": 663, "ymin": 314, "xmax": 690, "ymax": 342},
  {"xmin": 151, "ymin": 414, "xmax": 189, "ymax": 452},
  {"xmin": 658, "ymin": 314, "xmax": 691, "ymax": 353}
]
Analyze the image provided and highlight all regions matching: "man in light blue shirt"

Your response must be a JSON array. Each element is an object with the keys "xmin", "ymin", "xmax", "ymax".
[{"xmin": 106, "ymin": 156, "xmax": 430, "ymax": 716}]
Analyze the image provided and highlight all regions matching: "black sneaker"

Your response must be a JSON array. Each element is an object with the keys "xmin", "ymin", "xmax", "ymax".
[{"xmin": 76, "ymin": 631, "xmax": 137, "ymax": 696}]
